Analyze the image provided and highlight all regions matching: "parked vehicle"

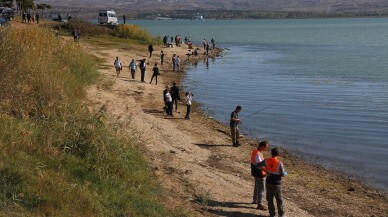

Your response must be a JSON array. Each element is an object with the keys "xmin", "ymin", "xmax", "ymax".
[
  {"xmin": 0, "ymin": 17, "xmax": 9, "ymax": 26},
  {"xmin": 98, "ymin": 10, "xmax": 118, "ymax": 25},
  {"xmin": 0, "ymin": 7, "xmax": 14, "ymax": 21}
]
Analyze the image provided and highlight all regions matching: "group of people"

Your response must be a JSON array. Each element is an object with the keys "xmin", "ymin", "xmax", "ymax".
[
  {"xmin": 171, "ymin": 54, "xmax": 181, "ymax": 72},
  {"xmin": 114, "ymin": 57, "xmax": 160, "ymax": 85},
  {"xmin": 202, "ymin": 38, "xmax": 216, "ymax": 55},
  {"xmin": 163, "ymin": 35, "xmax": 193, "ymax": 48},
  {"xmin": 22, "ymin": 12, "xmax": 40, "ymax": 24},
  {"xmin": 230, "ymin": 106, "xmax": 287, "ymax": 217},
  {"xmin": 251, "ymin": 141, "xmax": 288, "ymax": 217},
  {"xmin": 163, "ymin": 83, "xmax": 193, "ymax": 119}
]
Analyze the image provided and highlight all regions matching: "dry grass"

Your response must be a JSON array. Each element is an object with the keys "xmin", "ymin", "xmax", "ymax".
[{"xmin": 0, "ymin": 27, "xmax": 189, "ymax": 216}]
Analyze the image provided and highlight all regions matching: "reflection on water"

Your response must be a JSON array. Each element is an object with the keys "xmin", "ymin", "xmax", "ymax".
[{"xmin": 129, "ymin": 18, "xmax": 388, "ymax": 191}]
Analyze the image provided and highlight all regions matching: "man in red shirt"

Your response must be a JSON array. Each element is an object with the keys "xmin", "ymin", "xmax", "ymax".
[{"xmin": 251, "ymin": 140, "xmax": 269, "ymax": 210}]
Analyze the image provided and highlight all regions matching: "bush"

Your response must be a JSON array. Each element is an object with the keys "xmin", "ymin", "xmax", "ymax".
[
  {"xmin": 113, "ymin": 24, "xmax": 155, "ymax": 43},
  {"xmin": 0, "ymin": 27, "xmax": 182, "ymax": 216},
  {"xmin": 56, "ymin": 19, "xmax": 112, "ymax": 36}
]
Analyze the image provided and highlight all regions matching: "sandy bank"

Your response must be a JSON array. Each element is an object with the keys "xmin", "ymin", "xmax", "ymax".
[{"xmin": 86, "ymin": 41, "xmax": 388, "ymax": 217}]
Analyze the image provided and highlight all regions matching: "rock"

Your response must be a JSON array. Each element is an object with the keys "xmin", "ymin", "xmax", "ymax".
[
  {"xmin": 348, "ymin": 187, "xmax": 356, "ymax": 192},
  {"xmin": 170, "ymin": 150, "xmax": 176, "ymax": 154}
]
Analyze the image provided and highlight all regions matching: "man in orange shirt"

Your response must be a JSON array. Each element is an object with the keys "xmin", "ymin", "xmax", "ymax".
[
  {"xmin": 251, "ymin": 140, "xmax": 269, "ymax": 210},
  {"xmin": 256, "ymin": 148, "xmax": 288, "ymax": 217}
]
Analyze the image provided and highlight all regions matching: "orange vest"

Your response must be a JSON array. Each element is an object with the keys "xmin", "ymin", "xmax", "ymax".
[
  {"xmin": 265, "ymin": 157, "xmax": 280, "ymax": 175},
  {"xmin": 251, "ymin": 149, "xmax": 259, "ymax": 163},
  {"xmin": 251, "ymin": 149, "xmax": 266, "ymax": 176}
]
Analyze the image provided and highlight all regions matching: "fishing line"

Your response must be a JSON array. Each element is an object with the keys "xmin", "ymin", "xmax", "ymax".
[{"xmin": 240, "ymin": 103, "xmax": 280, "ymax": 121}]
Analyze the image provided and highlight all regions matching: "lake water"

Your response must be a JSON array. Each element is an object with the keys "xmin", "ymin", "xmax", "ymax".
[{"xmin": 128, "ymin": 19, "xmax": 388, "ymax": 191}]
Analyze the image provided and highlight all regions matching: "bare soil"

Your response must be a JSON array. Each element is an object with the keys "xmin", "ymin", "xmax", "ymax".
[
  {"xmin": 84, "ymin": 40, "xmax": 388, "ymax": 217},
  {"xmin": 9, "ymin": 18, "xmax": 388, "ymax": 217}
]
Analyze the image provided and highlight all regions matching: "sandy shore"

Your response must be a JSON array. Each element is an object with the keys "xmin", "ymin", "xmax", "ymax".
[{"xmin": 85, "ymin": 41, "xmax": 388, "ymax": 217}]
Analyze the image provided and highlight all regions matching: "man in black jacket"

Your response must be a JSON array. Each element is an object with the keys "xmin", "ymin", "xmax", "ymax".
[{"xmin": 170, "ymin": 82, "xmax": 180, "ymax": 112}]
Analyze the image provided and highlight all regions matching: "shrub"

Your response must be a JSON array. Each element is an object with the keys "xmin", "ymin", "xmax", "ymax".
[
  {"xmin": 113, "ymin": 24, "xmax": 154, "ymax": 43},
  {"xmin": 56, "ymin": 19, "xmax": 112, "ymax": 36},
  {"xmin": 0, "ymin": 27, "xmax": 182, "ymax": 216}
]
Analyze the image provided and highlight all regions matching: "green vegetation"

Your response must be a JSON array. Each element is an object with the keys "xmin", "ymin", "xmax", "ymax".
[
  {"xmin": 113, "ymin": 24, "xmax": 155, "ymax": 44},
  {"xmin": 0, "ymin": 27, "xmax": 184, "ymax": 216},
  {"xmin": 55, "ymin": 20, "xmax": 158, "ymax": 44}
]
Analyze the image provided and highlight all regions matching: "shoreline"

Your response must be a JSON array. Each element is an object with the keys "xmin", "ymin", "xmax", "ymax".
[{"xmin": 86, "ymin": 40, "xmax": 388, "ymax": 216}]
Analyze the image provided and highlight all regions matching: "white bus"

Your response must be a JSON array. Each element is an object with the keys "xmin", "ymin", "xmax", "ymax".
[{"xmin": 98, "ymin": 10, "xmax": 118, "ymax": 25}]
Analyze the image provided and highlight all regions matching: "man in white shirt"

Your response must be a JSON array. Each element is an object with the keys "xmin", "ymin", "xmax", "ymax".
[
  {"xmin": 184, "ymin": 92, "xmax": 193, "ymax": 119},
  {"xmin": 165, "ymin": 90, "xmax": 173, "ymax": 116}
]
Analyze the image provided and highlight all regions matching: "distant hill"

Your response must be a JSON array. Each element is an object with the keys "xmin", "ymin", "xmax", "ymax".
[{"xmin": 36, "ymin": 0, "xmax": 388, "ymax": 11}]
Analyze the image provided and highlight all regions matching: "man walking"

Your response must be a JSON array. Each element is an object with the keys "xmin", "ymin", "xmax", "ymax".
[
  {"xmin": 251, "ymin": 140, "xmax": 269, "ymax": 210},
  {"xmin": 139, "ymin": 59, "xmax": 146, "ymax": 82},
  {"xmin": 129, "ymin": 59, "xmax": 137, "ymax": 79},
  {"xmin": 123, "ymin": 14, "xmax": 126, "ymax": 24},
  {"xmin": 256, "ymin": 148, "xmax": 288, "ymax": 217},
  {"xmin": 170, "ymin": 82, "xmax": 180, "ymax": 112},
  {"xmin": 150, "ymin": 63, "xmax": 159, "ymax": 85},
  {"xmin": 230, "ymin": 106, "xmax": 242, "ymax": 147},
  {"xmin": 160, "ymin": 51, "xmax": 165, "ymax": 65},
  {"xmin": 148, "ymin": 44, "xmax": 154, "ymax": 58},
  {"xmin": 164, "ymin": 89, "xmax": 173, "ymax": 116}
]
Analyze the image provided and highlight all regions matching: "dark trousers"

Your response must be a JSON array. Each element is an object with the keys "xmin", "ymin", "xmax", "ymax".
[
  {"xmin": 185, "ymin": 105, "xmax": 191, "ymax": 118},
  {"xmin": 166, "ymin": 102, "xmax": 173, "ymax": 116},
  {"xmin": 161, "ymin": 58, "xmax": 164, "ymax": 65},
  {"xmin": 266, "ymin": 184, "xmax": 284, "ymax": 217},
  {"xmin": 172, "ymin": 98, "xmax": 178, "ymax": 111},
  {"xmin": 141, "ymin": 70, "xmax": 145, "ymax": 82},
  {"xmin": 150, "ymin": 74, "xmax": 158, "ymax": 84}
]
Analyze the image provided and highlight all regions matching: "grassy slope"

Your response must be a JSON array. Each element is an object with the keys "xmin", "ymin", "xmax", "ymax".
[{"xmin": 0, "ymin": 26, "xmax": 184, "ymax": 216}]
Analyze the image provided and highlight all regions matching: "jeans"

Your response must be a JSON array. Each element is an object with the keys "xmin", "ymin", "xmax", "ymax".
[
  {"xmin": 230, "ymin": 125, "xmax": 240, "ymax": 144},
  {"xmin": 172, "ymin": 98, "xmax": 179, "ymax": 111},
  {"xmin": 150, "ymin": 74, "xmax": 158, "ymax": 84},
  {"xmin": 185, "ymin": 105, "xmax": 191, "ymax": 118},
  {"xmin": 141, "ymin": 69, "xmax": 145, "ymax": 82},
  {"xmin": 165, "ymin": 102, "xmax": 173, "ymax": 116},
  {"xmin": 253, "ymin": 177, "xmax": 265, "ymax": 204},
  {"xmin": 266, "ymin": 184, "xmax": 284, "ymax": 217}
]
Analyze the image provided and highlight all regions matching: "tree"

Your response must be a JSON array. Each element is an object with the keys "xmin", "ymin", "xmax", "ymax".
[
  {"xmin": 16, "ymin": 0, "xmax": 34, "ymax": 13},
  {"xmin": 37, "ymin": 3, "xmax": 51, "ymax": 16},
  {"xmin": 0, "ymin": 0, "xmax": 13, "ymax": 7}
]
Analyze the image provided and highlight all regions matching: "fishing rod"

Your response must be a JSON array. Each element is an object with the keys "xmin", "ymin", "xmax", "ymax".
[{"xmin": 240, "ymin": 104, "xmax": 279, "ymax": 121}]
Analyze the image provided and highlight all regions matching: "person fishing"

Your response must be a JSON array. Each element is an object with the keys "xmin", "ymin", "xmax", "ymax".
[{"xmin": 230, "ymin": 106, "xmax": 242, "ymax": 147}]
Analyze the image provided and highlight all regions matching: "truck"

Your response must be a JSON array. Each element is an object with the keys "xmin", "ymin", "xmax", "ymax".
[
  {"xmin": 98, "ymin": 10, "xmax": 118, "ymax": 25},
  {"xmin": 0, "ymin": 7, "xmax": 14, "ymax": 21}
]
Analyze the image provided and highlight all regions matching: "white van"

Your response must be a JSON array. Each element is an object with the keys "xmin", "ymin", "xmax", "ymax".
[{"xmin": 98, "ymin": 10, "xmax": 118, "ymax": 25}]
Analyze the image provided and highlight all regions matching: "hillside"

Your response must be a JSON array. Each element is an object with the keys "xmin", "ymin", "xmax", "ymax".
[{"xmin": 36, "ymin": 0, "xmax": 388, "ymax": 12}]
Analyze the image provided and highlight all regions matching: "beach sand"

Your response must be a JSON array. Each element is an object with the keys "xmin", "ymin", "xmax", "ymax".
[{"xmin": 85, "ymin": 41, "xmax": 388, "ymax": 216}]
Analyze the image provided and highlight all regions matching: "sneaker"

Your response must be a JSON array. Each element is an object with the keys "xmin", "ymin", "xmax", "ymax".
[{"xmin": 256, "ymin": 203, "xmax": 267, "ymax": 210}]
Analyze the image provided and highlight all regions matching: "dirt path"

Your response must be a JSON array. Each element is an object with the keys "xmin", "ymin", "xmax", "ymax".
[
  {"xmin": 8, "ymin": 18, "xmax": 387, "ymax": 217},
  {"xmin": 84, "ymin": 42, "xmax": 314, "ymax": 217},
  {"xmin": 84, "ymin": 40, "xmax": 388, "ymax": 217}
]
